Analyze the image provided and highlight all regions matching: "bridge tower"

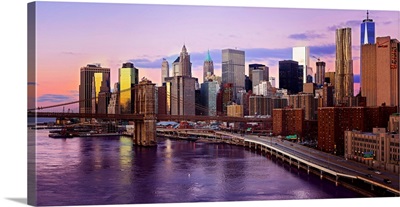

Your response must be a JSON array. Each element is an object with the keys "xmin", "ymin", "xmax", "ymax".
[{"xmin": 133, "ymin": 77, "xmax": 157, "ymax": 146}]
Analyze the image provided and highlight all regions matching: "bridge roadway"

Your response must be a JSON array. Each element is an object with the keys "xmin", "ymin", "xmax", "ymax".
[
  {"xmin": 157, "ymin": 129, "xmax": 400, "ymax": 196},
  {"xmin": 29, "ymin": 112, "xmax": 272, "ymax": 123}
]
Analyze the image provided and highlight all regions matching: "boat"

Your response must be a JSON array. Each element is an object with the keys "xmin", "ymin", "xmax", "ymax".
[
  {"xmin": 48, "ymin": 133, "xmax": 73, "ymax": 138},
  {"xmin": 48, "ymin": 128, "xmax": 74, "ymax": 138}
]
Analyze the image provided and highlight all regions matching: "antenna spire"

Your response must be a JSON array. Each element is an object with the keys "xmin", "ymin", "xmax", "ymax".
[{"xmin": 367, "ymin": 10, "xmax": 369, "ymax": 20}]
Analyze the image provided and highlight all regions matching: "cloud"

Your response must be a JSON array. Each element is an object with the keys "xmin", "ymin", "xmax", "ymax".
[
  {"xmin": 68, "ymin": 90, "xmax": 79, "ymax": 97},
  {"xmin": 288, "ymin": 31, "xmax": 326, "ymax": 41},
  {"xmin": 127, "ymin": 45, "xmax": 337, "ymax": 70},
  {"xmin": 37, "ymin": 94, "xmax": 72, "ymax": 103},
  {"xmin": 127, "ymin": 58, "xmax": 163, "ymax": 68},
  {"xmin": 309, "ymin": 44, "xmax": 336, "ymax": 57},
  {"xmin": 327, "ymin": 20, "xmax": 360, "ymax": 31},
  {"xmin": 61, "ymin": 51, "xmax": 79, "ymax": 55}
]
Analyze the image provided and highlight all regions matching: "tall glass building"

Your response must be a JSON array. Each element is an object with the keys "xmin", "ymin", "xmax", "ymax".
[
  {"xmin": 361, "ymin": 11, "xmax": 375, "ymax": 45},
  {"xmin": 222, "ymin": 48, "xmax": 245, "ymax": 101},
  {"xmin": 292, "ymin": 46, "xmax": 310, "ymax": 84},
  {"xmin": 119, "ymin": 62, "xmax": 139, "ymax": 114},
  {"xmin": 79, "ymin": 64, "xmax": 110, "ymax": 115}
]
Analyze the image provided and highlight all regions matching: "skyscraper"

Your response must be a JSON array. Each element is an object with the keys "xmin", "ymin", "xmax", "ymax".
[
  {"xmin": 335, "ymin": 28, "xmax": 354, "ymax": 105},
  {"xmin": 79, "ymin": 64, "xmax": 110, "ymax": 115},
  {"xmin": 203, "ymin": 50, "xmax": 214, "ymax": 82},
  {"xmin": 315, "ymin": 61, "xmax": 326, "ymax": 86},
  {"xmin": 161, "ymin": 58, "xmax": 169, "ymax": 84},
  {"xmin": 376, "ymin": 37, "xmax": 399, "ymax": 108},
  {"xmin": 279, "ymin": 60, "xmax": 301, "ymax": 94},
  {"xmin": 179, "ymin": 44, "xmax": 192, "ymax": 77},
  {"xmin": 222, "ymin": 48, "xmax": 245, "ymax": 100},
  {"xmin": 360, "ymin": 11, "xmax": 375, "ymax": 90},
  {"xmin": 200, "ymin": 80, "xmax": 219, "ymax": 116},
  {"xmin": 361, "ymin": 43, "xmax": 377, "ymax": 106},
  {"xmin": 249, "ymin": 63, "xmax": 269, "ymax": 82},
  {"xmin": 361, "ymin": 11, "xmax": 375, "ymax": 45},
  {"xmin": 119, "ymin": 62, "xmax": 139, "ymax": 114},
  {"xmin": 165, "ymin": 76, "xmax": 197, "ymax": 115},
  {"xmin": 292, "ymin": 46, "xmax": 310, "ymax": 84},
  {"xmin": 251, "ymin": 69, "xmax": 264, "ymax": 89}
]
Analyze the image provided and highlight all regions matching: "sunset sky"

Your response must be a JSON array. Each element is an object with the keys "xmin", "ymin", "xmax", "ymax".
[{"xmin": 30, "ymin": 1, "xmax": 399, "ymax": 112}]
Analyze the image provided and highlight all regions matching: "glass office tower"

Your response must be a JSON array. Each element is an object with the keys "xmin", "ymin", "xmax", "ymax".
[
  {"xmin": 119, "ymin": 62, "xmax": 139, "ymax": 114},
  {"xmin": 361, "ymin": 11, "xmax": 375, "ymax": 45}
]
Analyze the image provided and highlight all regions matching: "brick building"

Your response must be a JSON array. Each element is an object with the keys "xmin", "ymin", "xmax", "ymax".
[
  {"xmin": 273, "ymin": 108, "xmax": 304, "ymax": 137},
  {"xmin": 318, "ymin": 106, "xmax": 397, "ymax": 155}
]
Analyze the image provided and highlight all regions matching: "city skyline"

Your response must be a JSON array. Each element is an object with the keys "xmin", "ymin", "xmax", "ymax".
[
  {"xmin": 31, "ymin": 1, "xmax": 399, "ymax": 112},
  {"xmin": 1, "ymin": 1, "xmax": 397, "ymax": 207}
]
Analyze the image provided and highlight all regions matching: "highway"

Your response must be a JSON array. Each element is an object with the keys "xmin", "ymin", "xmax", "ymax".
[
  {"xmin": 244, "ymin": 134, "xmax": 399, "ymax": 194},
  {"xmin": 157, "ymin": 128, "xmax": 399, "ymax": 195}
]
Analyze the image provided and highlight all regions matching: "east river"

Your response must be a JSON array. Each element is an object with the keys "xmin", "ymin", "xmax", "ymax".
[{"xmin": 31, "ymin": 129, "xmax": 363, "ymax": 206}]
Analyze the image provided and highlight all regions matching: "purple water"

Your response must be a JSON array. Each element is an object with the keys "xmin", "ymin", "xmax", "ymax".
[{"xmin": 31, "ymin": 129, "xmax": 363, "ymax": 206}]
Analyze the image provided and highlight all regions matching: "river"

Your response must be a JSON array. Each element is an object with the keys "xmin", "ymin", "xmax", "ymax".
[{"xmin": 31, "ymin": 129, "xmax": 363, "ymax": 206}]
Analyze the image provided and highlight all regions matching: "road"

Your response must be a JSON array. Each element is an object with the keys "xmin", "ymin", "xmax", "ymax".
[{"xmin": 243, "ymin": 134, "xmax": 399, "ymax": 192}]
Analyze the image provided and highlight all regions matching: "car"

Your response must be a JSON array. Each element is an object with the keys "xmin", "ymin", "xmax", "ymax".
[
  {"xmin": 383, "ymin": 179, "xmax": 391, "ymax": 184},
  {"xmin": 374, "ymin": 170, "xmax": 381, "ymax": 174},
  {"xmin": 366, "ymin": 174, "xmax": 372, "ymax": 178}
]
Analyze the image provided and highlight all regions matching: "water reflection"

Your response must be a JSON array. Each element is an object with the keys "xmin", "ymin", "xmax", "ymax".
[{"xmin": 34, "ymin": 132, "xmax": 363, "ymax": 206}]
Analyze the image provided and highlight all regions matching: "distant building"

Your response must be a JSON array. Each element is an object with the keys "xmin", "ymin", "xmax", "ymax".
[
  {"xmin": 292, "ymin": 46, "xmax": 310, "ymax": 84},
  {"xmin": 203, "ymin": 50, "xmax": 214, "ymax": 82},
  {"xmin": 289, "ymin": 93, "xmax": 317, "ymax": 120},
  {"xmin": 303, "ymin": 82, "xmax": 316, "ymax": 95},
  {"xmin": 119, "ymin": 62, "xmax": 139, "ymax": 114},
  {"xmin": 344, "ymin": 128, "xmax": 398, "ymax": 173},
  {"xmin": 245, "ymin": 75, "xmax": 252, "ymax": 92},
  {"xmin": 238, "ymin": 90, "xmax": 251, "ymax": 116},
  {"xmin": 217, "ymin": 83, "xmax": 234, "ymax": 115},
  {"xmin": 360, "ymin": 11, "xmax": 375, "ymax": 103},
  {"xmin": 249, "ymin": 96, "xmax": 288, "ymax": 116},
  {"xmin": 279, "ymin": 60, "xmax": 302, "ymax": 94},
  {"xmin": 335, "ymin": 28, "xmax": 354, "ymax": 106},
  {"xmin": 273, "ymin": 108, "xmax": 304, "ymax": 137},
  {"xmin": 157, "ymin": 86, "xmax": 167, "ymax": 115},
  {"xmin": 227, "ymin": 104, "xmax": 243, "ymax": 117},
  {"xmin": 315, "ymin": 61, "xmax": 326, "ymax": 86},
  {"xmin": 79, "ymin": 64, "xmax": 110, "ymax": 116},
  {"xmin": 172, "ymin": 45, "xmax": 192, "ymax": 77},
  {"xmin": 269, "ymin": 77, "xmax": 276, "ymax": 88},
  {"xmin": 375, "ymin": 37, "xmax": 399, "ymax": 108},
  {"xmin": 179, "ymin": 44, "xmax": 192, "ymax": 77},
  {"xmin": 249, "ymin": 63, "xmax": 269, "ymax": 82},
  {"xmin": 253, "ymin": 81, "xmax": 274, "ymax": 97},
  {"xmin": 251, "ymin": 69, "xmax": 265, "ymax": 89},
  {"xmin": 324, "ymin": 72, "xmax": 335, "ymax": 87},
  {"xmin": 361, "ymin": 36, "xmax": 399, "ymax": 108},
  {"xmin": 107, "ymin": 83, "xmax": 120, "ymax": 114},
  {"xmin": 161, "ymin": 58, "xmax": 169, "ymax": 84},
  {"xmin": 200, "ymin": 80, "xmax": 219, "ymax": 116},
  {"xmin": 360, "ymin": 10, "xmax": 375, "ymax": 45},
  {"xmin": 361, "ymin": 43, "xmax": 377, "ymax": 106},
  {"xmin": 222, "ymin": 49, "xmax": 245, "ymax": 100},
  {"xmin": 322, "ymin": 84, "xmax": 334, "ymax": 107},
  {"xmin": 165, "ymin": 76, "xmax": 197, "ymax": 116}
]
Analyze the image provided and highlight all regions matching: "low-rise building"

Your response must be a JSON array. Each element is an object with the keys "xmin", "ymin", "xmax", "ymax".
[{"xmin": 344, "ymin": 128, "xmax": 399, "ymax": 173}]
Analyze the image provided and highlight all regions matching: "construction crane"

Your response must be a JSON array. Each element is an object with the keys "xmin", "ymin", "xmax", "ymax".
[{"xmin": 312, "ymin": 55, "xmax": 321, "ymax": 62}]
